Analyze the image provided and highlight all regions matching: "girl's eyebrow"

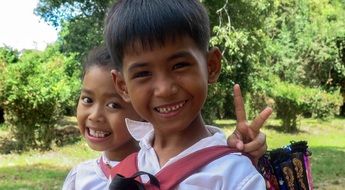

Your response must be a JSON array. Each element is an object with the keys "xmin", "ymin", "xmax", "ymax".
[{"xmin": 80, "ymin": 88, "xmax": 93, "ymax": 95}]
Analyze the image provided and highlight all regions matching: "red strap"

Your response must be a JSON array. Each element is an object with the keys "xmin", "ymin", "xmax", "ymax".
[
  {"xmin": 105, "ymin": 146, "xmax": 252, "ymax": 189},
  {"xmin": 154, "ymin": 146, "xmax": 246, "ymax": 190},
  {"xmin": 99, "ymin": 157, "xmax": 112, "ymax": 179},
  {"xmin": 99, "ymin": 152, "xmax": 139, "ymax": 179}
]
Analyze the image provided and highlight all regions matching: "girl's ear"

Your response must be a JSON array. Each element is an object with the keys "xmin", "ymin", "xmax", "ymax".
[
  {"xmin": 207, "ymin": 47, "xmax": 222, "ymax": 84},
  {"xmin": 111, "ymin": 69, "xmax": 131, "ymax": 102}
]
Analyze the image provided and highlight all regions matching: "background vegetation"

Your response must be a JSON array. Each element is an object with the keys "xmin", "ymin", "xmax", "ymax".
[
  {"xmin": 0, "ymin": 0, "xmax": 344, "ymax": 188},
  {"xmin": 0, "ymin": 1, "xmax": 344, "ymax": 147}
]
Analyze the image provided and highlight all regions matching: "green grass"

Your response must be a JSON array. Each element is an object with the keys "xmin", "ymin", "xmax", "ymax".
[
  {"xmin": 0, "ymin": 140, "xmax": 98, "ymax": 190},
  {"xmin": 0, "ymin": 118, "xmax": 344, "ymax": 189}
]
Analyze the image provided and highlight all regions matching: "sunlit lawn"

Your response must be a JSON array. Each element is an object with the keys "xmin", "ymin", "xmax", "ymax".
[{"xmin": 0, "ymin": 118, "xmax": 344, "ymax": 189}]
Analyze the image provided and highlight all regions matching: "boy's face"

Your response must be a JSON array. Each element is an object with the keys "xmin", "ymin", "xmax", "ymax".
[
  {"xmin": 115, "ymin": 37, "xmax": 221, "ymax": 132},
  {"xmin": 77, "ymin": 66, "xmax": 141, "ymax": 155}
]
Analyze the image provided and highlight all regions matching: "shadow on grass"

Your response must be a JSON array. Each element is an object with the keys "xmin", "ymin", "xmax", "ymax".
[
  {"xmin": 310, "ymin": 146, "xmax": 345, "ymax": 189},
  {"xmin": 0, "ymin": 163, "xmax": 69, "ymax": 190},
  {"xmin": 265, "ymin": 124, "xmax": 310, "ymax": 134}
]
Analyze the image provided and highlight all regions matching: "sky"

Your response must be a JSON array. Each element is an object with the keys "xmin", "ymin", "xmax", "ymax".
[{"xmin": 0, "ymin": 0, "xmax": 58, "ymax": 51}]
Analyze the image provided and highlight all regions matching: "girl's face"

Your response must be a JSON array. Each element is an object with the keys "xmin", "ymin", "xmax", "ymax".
[{"xmin": 77, "ymin": 66, "xmax": 141, "ymax": 160}]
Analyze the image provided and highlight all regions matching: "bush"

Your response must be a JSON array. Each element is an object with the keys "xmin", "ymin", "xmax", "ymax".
[
  {"xmin": 0, "ymin": 60, "xmax": 5, "ymax": 123},
  {"xmin": 0, "ymin": 49, "xmax": 81, "ymax": 150},
  {"xmin": 247, "ymin": 74, "xmax": 342, "ymax": 132},
  {"xmin": 270, "ymin": 81, "xmax": 342, "ymax": 132}
]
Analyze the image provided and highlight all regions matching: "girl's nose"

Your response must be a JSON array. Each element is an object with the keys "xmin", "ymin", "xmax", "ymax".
[{"xmin": 88, "ymin": 105, "xmax": 105, "ymax": 122}]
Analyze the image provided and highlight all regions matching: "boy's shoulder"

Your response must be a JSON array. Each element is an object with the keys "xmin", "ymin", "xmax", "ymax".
[{"xmin": 177, "ymin": 152, "xmax": 265, "ymax": 189}]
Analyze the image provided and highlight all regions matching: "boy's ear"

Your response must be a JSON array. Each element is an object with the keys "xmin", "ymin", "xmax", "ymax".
[
  {"xmin": 207, "ymin": 47, "xmax": 222, "ymax": 84},
  {"xmin": 111, "ymin": 69, "xmax": 131, "ymax": 102}
]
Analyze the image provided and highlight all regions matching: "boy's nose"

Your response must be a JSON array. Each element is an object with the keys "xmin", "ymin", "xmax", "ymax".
[{"xmin": 153, "ymin": 75, "xmax": 178, "ymax": 98}]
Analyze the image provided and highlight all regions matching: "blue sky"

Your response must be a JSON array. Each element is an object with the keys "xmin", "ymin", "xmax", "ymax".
[{"xmin": 0, "ymin": 0, "xmax": 58, "ymax": 51}]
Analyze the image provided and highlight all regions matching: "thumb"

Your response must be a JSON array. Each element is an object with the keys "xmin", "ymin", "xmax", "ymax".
[{"xmin": 227, "ymin": 131, "xmax": 244, "ymax": 150}]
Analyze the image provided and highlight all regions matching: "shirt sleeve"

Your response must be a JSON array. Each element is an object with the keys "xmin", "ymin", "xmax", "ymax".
[{"xmin": 62, "ymin": 166, "xmax": 77, "ymax": 190}]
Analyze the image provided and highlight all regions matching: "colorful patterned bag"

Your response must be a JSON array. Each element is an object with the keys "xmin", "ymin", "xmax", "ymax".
[{"xmin": 258, "ymin": 141, "xmax": 313, "ymax": 190}]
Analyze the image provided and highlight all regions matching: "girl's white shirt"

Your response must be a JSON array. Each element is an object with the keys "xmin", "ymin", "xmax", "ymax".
[
  {"xmin": 62, "ymin": 153, "xmax": 118, "ymax": 190},
  {"xmin": 125, "ymin": 119, "xmax": 266, "ymax": 190}
]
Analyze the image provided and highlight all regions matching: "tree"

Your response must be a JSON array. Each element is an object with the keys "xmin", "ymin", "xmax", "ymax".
[
  {"xmin": 34, "ymin": 0, "xmax": 113, "ymax": 58},
  {"xmin": 34, "ymin": 0, "xmax": 345, "ymax": 125}
]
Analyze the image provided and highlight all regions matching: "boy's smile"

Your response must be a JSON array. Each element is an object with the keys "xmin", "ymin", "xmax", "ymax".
[
  {"xmin": 154, "ymin": 100, "xmax": 186, "ymax": 116},
  {"xmin": 116, "ymin": 36, "xmax": 221, "ymax": 136}
]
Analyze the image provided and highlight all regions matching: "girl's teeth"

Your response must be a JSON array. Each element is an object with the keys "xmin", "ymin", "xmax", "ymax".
[{"xmin": 89, "ymin": 128, "xmax": 110, "ymax": 138}]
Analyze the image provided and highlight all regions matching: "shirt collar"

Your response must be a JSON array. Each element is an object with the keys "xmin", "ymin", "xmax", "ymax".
[{"xmin": 125, "ymin": 118, "xmax": 154, "ymax": 141}]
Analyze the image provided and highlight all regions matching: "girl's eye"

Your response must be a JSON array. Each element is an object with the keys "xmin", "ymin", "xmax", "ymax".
[
  {"xmin": 132, "ymin": 71, "xmax": 151, "ymax": 79},
  {"xmin": 81, "ymin": 97, "xmax": 92, "ymax": 104},
  {"xmin": 173, "ymin": 62, "xmax": 190, "ymax": 70},
  {"xmin": 107, "ymin": 102, "xmax": 122, "ymax": 109}
]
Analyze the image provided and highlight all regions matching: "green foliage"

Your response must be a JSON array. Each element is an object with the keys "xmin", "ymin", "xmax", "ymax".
[
  {"xmin": 33, "ymin": 0, "xmax": 345, "ymax": 124},
  {"xmin": 35, "ymin": 0, "xmax": 113, "ymax": 58},
  {"xmin": 205, "ymin": 0, "xmax": 275, "ymax": 119},
  {"xmin": 270, "ymin": 80, "xmax": 342, "ymax": 131},
  {"xmin": 202, "ymin": 83, "xmax": 227, "ymax": 124},
  {"xmin": 0, "ymin": 46, "xmax": 19, "ymax": 64},
  {"xmin": 0, "ymin": 49, "xmax": 81, "ymax": 151},
  {"xmin": 264, "ymin": 0, "xmax": 345, "ymax": 88}
]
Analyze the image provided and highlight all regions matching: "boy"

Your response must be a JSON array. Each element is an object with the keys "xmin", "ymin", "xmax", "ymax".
[{"xmin": 106, "ymin": 0, "xmax": 268, "ymax": 189}]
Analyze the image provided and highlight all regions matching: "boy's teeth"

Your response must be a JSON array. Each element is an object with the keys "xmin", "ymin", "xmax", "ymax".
[
  {"xmin": 89, "ymin": 128, "xmax": 110, "ymax": 138},
  {"xmin": 156, "ymin": 102, "xmax": 184, "ymax": 113}
]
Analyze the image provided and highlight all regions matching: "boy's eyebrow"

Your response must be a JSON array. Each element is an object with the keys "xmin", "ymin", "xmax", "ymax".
[
  {"xmin": 166, "ymin": 51, "xmax": 192, "ymax": 62},
  {"xmin": 128, "ymin": 62, "xmax": 148, "ymax": 73},
  {"xmin": 127, "ymin": 51, "xmax": 192, "ymax": 72}
]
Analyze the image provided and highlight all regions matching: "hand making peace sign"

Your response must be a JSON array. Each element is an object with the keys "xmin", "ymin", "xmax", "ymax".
[{"xmin": 227, "ymin": 84, "xmax": 273, "ymax": 165}]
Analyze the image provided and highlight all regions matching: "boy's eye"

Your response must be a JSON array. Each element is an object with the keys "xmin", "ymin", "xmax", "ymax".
[
  {"xmin": 81, "ymin": 97, "xmax": 92, "ymax": 104},
  {"xmin": 107, "ymin": 102, "xmax": 122, "ymax": 109},
  {"xmin": 132, "ymin": 71, "xmax": 152, "ymax": 79},
  {"xmin": 173, "ymin": 62, "xmax": 190, "ymax": 70}
]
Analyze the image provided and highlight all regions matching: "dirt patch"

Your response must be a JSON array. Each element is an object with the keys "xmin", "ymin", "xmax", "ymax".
[{"xmin": 315, "ymin": 178, "xmax": 345, "ymax": 190}]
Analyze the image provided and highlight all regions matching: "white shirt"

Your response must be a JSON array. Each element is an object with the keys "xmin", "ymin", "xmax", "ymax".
[
  {"xmin": 62, "ymin": 154, "xmax": 118, "ymax": 190},
  {"xmin": 126, "ymin": 119, "xmax": 266, "ymax": 190}
]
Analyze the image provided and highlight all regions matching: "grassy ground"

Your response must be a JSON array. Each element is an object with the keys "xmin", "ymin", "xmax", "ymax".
[{"xmin": 0, "ymin": 118, "xmax": 344, "ymax": 189}]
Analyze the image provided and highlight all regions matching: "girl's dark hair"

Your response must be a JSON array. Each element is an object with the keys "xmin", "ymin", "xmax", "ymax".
[
  {"xmin": 105, "ymin": 0, "xmax": 210, "ymax": 70},
  {"xmin": 82, "ymin": 46, "xmax": 114, "ymax": 79}
]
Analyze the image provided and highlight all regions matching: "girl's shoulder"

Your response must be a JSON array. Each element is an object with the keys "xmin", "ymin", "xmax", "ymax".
[{"xmin": 62, "ymin": 157, "xmax": 107, "ymax": 190}]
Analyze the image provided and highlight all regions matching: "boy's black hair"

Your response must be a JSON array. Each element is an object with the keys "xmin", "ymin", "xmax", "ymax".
[
  {"xmin": 105, "ymin": 0, "xmax": 210, "ymax": 70},
  {"xmin": 82, "ymin": 46, "xmax": 114, "ymax": 79}
]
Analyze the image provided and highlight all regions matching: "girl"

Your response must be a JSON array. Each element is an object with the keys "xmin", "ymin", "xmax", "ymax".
[{"xmin": 62, "ymin": 46, "xmax": 143, "ymax": 189}]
